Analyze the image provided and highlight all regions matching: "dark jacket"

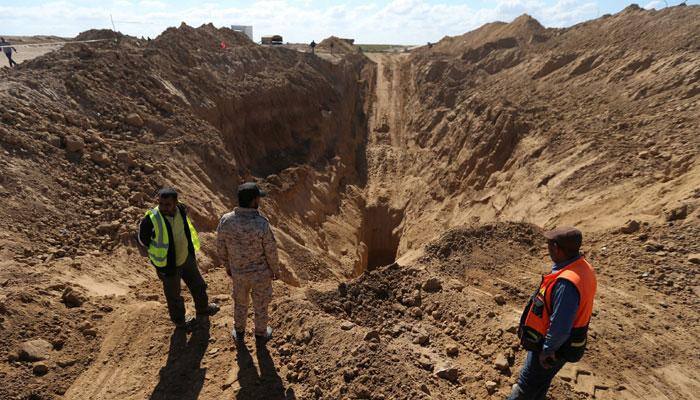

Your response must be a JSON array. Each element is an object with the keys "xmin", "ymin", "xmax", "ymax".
[{"xmin": 138, "ymin": 203, "xmax": 196, "ymax": 274}]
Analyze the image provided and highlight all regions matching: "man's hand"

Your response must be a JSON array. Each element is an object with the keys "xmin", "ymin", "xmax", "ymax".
[
  {"xmin": 137, "ymin": 245, "xmax": 148, "ymax": 257},
  {"xmin": 538, "ymin": 351, "xmax": 557, "ymax": 369}
]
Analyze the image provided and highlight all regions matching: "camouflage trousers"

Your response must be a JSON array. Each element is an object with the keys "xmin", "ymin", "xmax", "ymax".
[{"xmin": 231, "ymin": 269, "xmax": 273, "ymax": 336}]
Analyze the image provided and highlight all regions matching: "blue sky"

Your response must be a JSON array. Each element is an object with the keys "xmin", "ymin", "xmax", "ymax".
[{"xmin": 0, "ymin": 1, "xmax": 696, "ymax": 44}]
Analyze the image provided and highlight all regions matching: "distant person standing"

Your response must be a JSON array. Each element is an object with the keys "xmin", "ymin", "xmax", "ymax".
[
  {"xmin": 310, "ymin": 40, "xmax": 316, "ymax": 54},
  {"xmin": 1, "ymin": 38, "xmax": 18, "ymax": 68}
]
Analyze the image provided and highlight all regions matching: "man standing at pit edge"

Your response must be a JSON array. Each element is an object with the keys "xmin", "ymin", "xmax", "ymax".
[
  {"xmin": 137, "ymin": 188, "xmax": 219, "ymax": 330},
  {"xmin": 508, "ymin": 227, "xmax": 597, "ymax": 399},
  {"xmin": 1, "ymin": 38, "xmax": 18, "ymax": 68},
  {"xmin": 216, "ymin": 182, "xmax": 282, "ymax": 346}
]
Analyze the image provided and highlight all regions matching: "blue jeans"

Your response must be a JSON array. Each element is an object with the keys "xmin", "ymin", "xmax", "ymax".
[{"xmin": 507, "ymin": 351, "xmax": 566, "ymax": 400}]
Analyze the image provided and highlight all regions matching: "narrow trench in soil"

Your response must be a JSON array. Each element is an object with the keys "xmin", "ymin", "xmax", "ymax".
[
  {"xmin": 360, "ymin": 203, "xmax": 405, "ymax": 270},
  {"xmin": 353, "ymin": 53, "xmax": 409, "ymax": 275}
]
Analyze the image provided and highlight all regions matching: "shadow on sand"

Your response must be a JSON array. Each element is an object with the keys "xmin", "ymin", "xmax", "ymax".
[
  {"xmin": 150, "ymin": 323, "xmax": 210, "ymax": 400},
  {"xmin": 234, "ymin": 340, "xmax": 294, "ymax": 400},
  {"xmin": 149, "ymin": 323, "xmax": 293, "ymax": 399}
]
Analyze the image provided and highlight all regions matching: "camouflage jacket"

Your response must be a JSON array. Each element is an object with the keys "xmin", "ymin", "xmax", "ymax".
[{"xmin": 216, "ymin": 207, "xmax": 281, "ymax": 276}]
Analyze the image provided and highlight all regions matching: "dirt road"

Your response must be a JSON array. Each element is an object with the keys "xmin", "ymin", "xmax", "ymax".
[{"xmin": 0, "ymin": 37, "xmax": 64, "ymax": 68}]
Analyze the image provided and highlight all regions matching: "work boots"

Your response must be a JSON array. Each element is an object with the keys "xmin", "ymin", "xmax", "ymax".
[
  {"xmin": 232, "ymin": 326, "xmax": 273, "ymax": 346},
  {"xmin": 174, "ymin": 315, "xmax": 197, "ymax": 330},
  {"xmin": 195, "ymin": 303, "xmax": 220, "ymax": 324},
  {"xmin": 232, "ymin": 328, "xmax": 245, "ymax": 342},
  {"xmin": 255, "ymin": 326, "xmax": 273, "ymax": 347},
  {"xmin": 199, "ymin": 302, "xmax": 220, "ymax": 317},
  {"xmin": 176, "ymin": 303, "xmax": 219, "ymax": 331}
]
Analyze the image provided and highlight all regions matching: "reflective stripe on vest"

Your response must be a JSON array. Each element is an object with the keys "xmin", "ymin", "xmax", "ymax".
[
  {"xmin": 147, "ymin": 207, "xmax": 169, "ymax": 267},
  {"xmin": 518, "ymin": 257, "xmax": 597, "ymax": 353},
  {"xmin": 146, "ymin": 205, "xmax": 201, "ymax": 268},
  {"xmin": 187, "ymin": 215, "xmax": 200, "ymax": 252}
]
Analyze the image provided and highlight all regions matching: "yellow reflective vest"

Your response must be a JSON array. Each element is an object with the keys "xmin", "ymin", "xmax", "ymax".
[{"xmin": 145, "ymin": 206, "xmax": 200, "ymax": 267}]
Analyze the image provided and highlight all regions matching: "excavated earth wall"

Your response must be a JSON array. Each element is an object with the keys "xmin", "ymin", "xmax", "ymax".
[
  {"xmin": 0, "ymin": 5, "xmax": 699, "ymax": 400},
  {"xmin": 0, "ymin": 23, "xmax": 376, "ymax": 398}
]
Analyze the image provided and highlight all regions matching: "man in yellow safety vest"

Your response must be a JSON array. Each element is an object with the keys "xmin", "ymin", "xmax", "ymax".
[{"xmin": 137, "ymin": 188, "xmax": 219, "ymax": 329}]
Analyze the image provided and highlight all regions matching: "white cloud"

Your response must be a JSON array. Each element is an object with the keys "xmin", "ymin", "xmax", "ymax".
[
  {"xmin": 0, "ymin": 0, "xmax": 603, "ymax": 44},
  {"xmin": 643, "ymin": 1, "xmax": 666, "ymax": 9},
  {"xmin": 138, "ymin": 0, "xmax": 167, "ymax": 9}
]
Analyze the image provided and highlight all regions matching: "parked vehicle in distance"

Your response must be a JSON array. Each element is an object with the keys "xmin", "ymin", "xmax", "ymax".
[{"xmin": 261, "ymin": 35, "xmax": 283, "ymax": 45}]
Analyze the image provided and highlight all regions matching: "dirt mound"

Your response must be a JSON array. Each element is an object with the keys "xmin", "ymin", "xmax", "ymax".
[
  {"xmin": 299, "ymin": 223, "xmax": 587, "ymax": 399},
  {"xmin": 0, "ymin": 20, "xmax": 369, "ymax": 265},
  {"xmin": 0, "ymin": 22, "xmax": 372, "ymax": 399},
  {"xmin": 75, "ymin": 29, "xmax": 123, "ymax": 41},
  {"xmin": 376, "ymin": 5, "xmax": 700, "ymax": 256},
  {"xmin": 301, "ymin": 215, "xmax": 698, "ymax": 399},
  {"xmin": 154, "ymin": 23, "xmax": 253, "ymax": 53},
  {"xmin": 317, "ymin": 36, "xmax": 359, "ymax": 55},
  {"xmin": 430, "ymin": 14, "xmax": 548, "ymax": 56},
  {"xmin": 422, "ymin": 223, "xmax": 541, "ymax": 278}
]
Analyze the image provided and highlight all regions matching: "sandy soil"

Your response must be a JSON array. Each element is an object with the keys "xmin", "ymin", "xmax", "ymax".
[
  {"xmin": 0, "ymin": 36, "xmax": 65, "ymax": 69},
  {"xmin": 0, "ymin": 4, "xmax": 698, "ymax": 400}
]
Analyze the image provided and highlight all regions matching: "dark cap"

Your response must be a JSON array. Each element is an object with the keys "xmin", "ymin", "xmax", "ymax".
[
  {"xmin": 158, "ymin": 187, "xmax": 178, "ymax": 198},
  {"xmin": 544, "ymin": 226, "xmax": 582, "ymax": 253},
  {"xmin": 237, "ymin": 182, "xmax": 266, "ymax": 205}
]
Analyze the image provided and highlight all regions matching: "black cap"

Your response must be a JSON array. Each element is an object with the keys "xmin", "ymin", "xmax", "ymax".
[
  {"xmin": 237, "ymin": 182, "xmax": 266, "ymax": 205},
  {"xmin": 544, "ymin": 226, "xmax": 582, "ymax": 253},
  {"xmin": 158, "ymin": 187, "xmax": 178, "ymax": 198}
]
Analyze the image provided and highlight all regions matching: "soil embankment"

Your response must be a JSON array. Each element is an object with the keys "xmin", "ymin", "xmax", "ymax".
[{"xmin": 0, "ymin": 5, "xmax": 699, "ymax": 400}]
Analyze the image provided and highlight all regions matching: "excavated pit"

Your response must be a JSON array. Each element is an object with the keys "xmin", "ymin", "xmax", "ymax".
[
  {"xmin": 2, "ymin": 8, "xmax": 700, "ymax": 399},
  {"xmin": 358, "ymin": 203, "xmax": 405, "ymax": 273}
]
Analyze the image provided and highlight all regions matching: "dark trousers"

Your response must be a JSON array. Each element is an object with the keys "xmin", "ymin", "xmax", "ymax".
[
  {"xmin": 6, "ymin": 53, "xmax": 17, "ymax": 68},
  {"xmin": 157, "ymin": 254, "xmax": 209, "ymax": 324},
  {"xmin": 507, "ymin": 351, "xmax": 566, "ymax": 400}
]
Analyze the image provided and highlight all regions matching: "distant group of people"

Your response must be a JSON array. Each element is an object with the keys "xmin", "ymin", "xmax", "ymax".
[{"xmin": 0, "ymin": 37, "xmax": 18, "ymax": 68}]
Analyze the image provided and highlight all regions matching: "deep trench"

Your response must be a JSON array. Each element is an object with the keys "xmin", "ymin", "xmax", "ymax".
[{"xmin": 359, "ymin": 203, "xmax": 405, "ymax": 271}]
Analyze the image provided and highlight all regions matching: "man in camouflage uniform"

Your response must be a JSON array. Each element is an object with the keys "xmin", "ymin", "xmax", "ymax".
[{"xmin": 216, "ymin": 182, "xmax": 281, "ymax": 345}]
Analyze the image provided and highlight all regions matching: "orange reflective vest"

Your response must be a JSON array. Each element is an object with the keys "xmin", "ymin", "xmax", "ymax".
[{"xmin": 518, "ymin": 257, "xmax": 597, "ymax": 362}]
